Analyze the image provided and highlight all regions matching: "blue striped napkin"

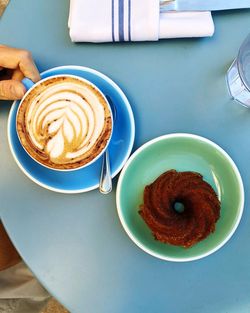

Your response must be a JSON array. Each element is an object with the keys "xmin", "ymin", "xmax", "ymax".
[{"xmin": 68, "ymin": 0, "xmax": 214, "ymax": 42}]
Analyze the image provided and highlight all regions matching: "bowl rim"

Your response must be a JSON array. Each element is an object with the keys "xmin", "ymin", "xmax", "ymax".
[{"xmin": 116, "ymin": 133, "xmax": 245, "ymax": 262}]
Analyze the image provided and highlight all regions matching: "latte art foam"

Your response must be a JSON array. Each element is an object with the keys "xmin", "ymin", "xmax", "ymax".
[
  {"xmin": 17, "ymin": 76, "xmax": 112, "ymax": 170},
  {"xmin": 27, "ymin": 82, "xmax": 105, "ymax": 163}
]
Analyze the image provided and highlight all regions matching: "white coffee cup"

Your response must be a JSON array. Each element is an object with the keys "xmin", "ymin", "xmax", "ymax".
[{"xmin": 16, "ymin": 74, "xmax": 113, "ymax": 171}]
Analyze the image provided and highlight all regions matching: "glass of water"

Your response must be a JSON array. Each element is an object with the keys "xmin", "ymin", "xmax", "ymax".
[{"xmin": 227, "ymin": 33, "xmax": 250, "ymax": 107}]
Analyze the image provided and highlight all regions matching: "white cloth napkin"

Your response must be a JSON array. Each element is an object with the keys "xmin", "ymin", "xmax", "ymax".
[{"xmin": 68, "ymin": 0, "xmax": 215, "ymax": 43}]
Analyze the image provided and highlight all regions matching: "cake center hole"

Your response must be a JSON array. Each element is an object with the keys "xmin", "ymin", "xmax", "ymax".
[{"xmin": 173, "ymin": 202, "xmax": 185, "ymax": 213}]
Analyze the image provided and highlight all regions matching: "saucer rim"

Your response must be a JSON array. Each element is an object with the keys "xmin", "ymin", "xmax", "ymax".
[
  {"xmin": 7, "ymin": 65, "xmax": 135, "ymax": 193},
  {"xmin": 116, "ymin": 133, "xmax": 244, "ymax": 262}
]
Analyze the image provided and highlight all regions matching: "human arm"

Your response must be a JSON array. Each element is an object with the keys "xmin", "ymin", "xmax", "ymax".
[
  {"xmin": 0, "ymin": 45, "xmax": 40, "ymax": 270},
  {"xmin": 0, "ymin": 221, "xmax": 21, "ymax": 271}
]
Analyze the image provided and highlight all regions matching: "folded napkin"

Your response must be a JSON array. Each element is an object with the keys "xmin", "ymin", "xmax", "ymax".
[{"xmin": 68, "ymin": 0, "xmax": 215, "ymax": 42}]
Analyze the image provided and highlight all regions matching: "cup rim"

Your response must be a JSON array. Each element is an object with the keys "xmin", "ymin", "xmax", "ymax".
[{"xmin": 16, "ymin": 73, "xmax": 113, "ymax": 172}]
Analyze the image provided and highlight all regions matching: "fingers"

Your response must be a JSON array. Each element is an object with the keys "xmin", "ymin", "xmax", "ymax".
[
  {"xmin": 0, "ymin": 45, "xmax": 40, "ymax": 100},
  {"xmin": 0, "ymin": 80, "xmax": 26, "ymax": 100},
  {"xmin": 12, "ymin": 68, "xmax": 24, "ymax": 81},
  {"xmin": 18, "ymin": 51, "xmax": 40, "ymax": 82},
  {"xmin": 0, "ymin": 45, "xmax": 40, "ymax": 83}
]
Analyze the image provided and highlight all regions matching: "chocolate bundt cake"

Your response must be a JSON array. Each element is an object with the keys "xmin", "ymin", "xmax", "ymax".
[{"xmin": 139, "ymin": 170, "xmax": 221, "ymax": 248}]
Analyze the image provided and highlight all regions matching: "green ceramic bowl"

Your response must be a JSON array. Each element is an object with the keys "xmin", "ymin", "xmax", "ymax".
[{"xmin": 116, "ymin": 133, "xmax": 244, "ymax": 262}]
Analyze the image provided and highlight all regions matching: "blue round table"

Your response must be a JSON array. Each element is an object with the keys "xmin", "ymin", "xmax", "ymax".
[{"xmin": 1, "ymin": 1, "xmax": 250, "ymax": 312}]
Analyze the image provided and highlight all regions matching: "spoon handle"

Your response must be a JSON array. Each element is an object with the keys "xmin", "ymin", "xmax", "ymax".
[{"xmin": 99, "ymin": 150, "xmax": 112, "ymax": 194}]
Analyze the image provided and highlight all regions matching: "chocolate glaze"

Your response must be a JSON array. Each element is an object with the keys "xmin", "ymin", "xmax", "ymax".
[{"xmin": 139, "ymin": 170, "xmax": 221, "ymax": 248}]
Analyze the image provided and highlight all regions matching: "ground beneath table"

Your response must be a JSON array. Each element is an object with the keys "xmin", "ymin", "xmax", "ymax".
[{"xmin": 42, "ymin": 299, "xmax": 69, "ymax": 313}]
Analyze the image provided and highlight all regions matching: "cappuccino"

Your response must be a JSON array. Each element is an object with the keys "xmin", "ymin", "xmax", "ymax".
[{"xmin": 17, "ymin": 75, "xmax": 112, "ymax": 170}]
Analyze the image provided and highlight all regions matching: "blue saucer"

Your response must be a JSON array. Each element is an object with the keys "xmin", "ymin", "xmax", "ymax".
[{"xmin": 8, "ymin": 66, "xmax": 135, "ymax": 193}]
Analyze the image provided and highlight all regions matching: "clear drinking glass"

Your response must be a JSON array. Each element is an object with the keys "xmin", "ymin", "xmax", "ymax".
[{"xmin": 227, "ymin": 33, "xmax": 250, "ymax": 107}]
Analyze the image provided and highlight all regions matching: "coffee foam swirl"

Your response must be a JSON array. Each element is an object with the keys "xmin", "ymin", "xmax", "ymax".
[{"xmin": 17, "ymin": 76, "xmax": 112, "ymax": 169}]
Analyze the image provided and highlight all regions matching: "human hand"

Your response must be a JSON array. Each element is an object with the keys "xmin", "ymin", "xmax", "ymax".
[{"xmin": 0, "ymin": 45, "xmax": 40, "ymax": 100}]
